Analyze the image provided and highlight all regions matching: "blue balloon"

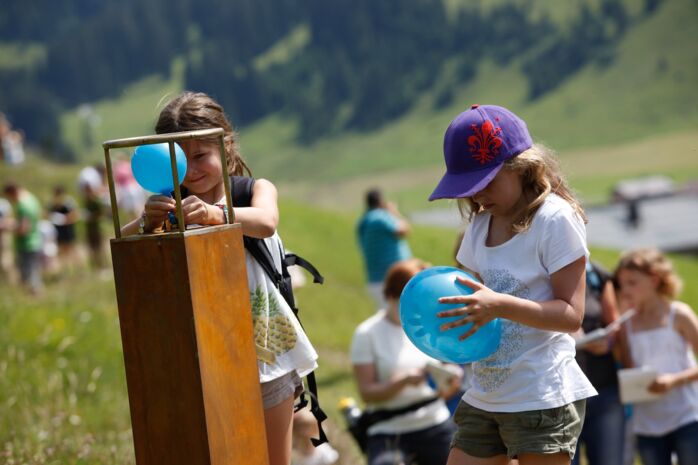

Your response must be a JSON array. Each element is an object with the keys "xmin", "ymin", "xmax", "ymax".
[
  {"xmin": 131, "ymin": 143, "xmax": 187, "ymax": 195},
  {"xmin": 400, "ymin": 266, "xmax": 501, "ymax": 363}
]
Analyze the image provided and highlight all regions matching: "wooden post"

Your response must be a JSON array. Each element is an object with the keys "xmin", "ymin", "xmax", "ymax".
[{"xmin": 104, "ymin": 130, "xmax": 269, "ymax": 465}]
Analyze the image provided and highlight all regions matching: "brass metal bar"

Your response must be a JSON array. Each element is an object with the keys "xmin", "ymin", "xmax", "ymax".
[
  {"xmin": 218, "ymin": 134, "xmax": 235, "ymax": 224},
  {"xmin": 103, "ymin": 146, "xmax": 122, "ymax": 238},
  {"xmin": 169, "ymin": 142, "xmax": 186, "ymax": 232},
  {"xmin": 103, "ymin": 128, "xmax": 229, "ymax": 236},
  {"xmin": 102, "ymin": 128, "xmax": 224, "ymax": 150}
]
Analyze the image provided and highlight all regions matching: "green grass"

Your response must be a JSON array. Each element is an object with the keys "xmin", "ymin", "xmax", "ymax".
[
  {"xmin": 0, "ymin": 41, "xmax": 46, "ymax": 71},
  {"xmin": 0, "ymin": 149, "xmax": 462, "ymax": 462},
  {"xmin": 0, "ymin": 268, "xmax": 134, "ymax": 464},
  {"xmin": 60, "ymin": 58, "xmax": 186, "ymax": 164}
]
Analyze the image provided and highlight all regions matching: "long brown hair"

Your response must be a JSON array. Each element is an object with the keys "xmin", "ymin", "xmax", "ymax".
[
  {"xmin": 457, "ymin": 143, "xmax": 586, "ymax": 232},
  {"xmin": 155, "ymin": 91, "xmax": 251, "ymax": 176},
  {"xmin": 615, "ymin": 248, "xmax": 682, "ymax": 299}
]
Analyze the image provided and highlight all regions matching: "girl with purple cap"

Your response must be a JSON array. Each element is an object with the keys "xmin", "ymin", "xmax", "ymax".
[{"xmin": 429, "ymin": 105, "xmax": 596, "ymax": 465}]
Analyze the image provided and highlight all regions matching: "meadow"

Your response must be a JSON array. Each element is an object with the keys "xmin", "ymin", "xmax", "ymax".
[{"xmin": 2, "ymin": 154, "xmax": 698, "ymax": 463}]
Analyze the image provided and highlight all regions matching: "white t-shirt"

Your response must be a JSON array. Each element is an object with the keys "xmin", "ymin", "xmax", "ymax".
[
  {"xmin": 456, "ymin": 194, "xmax": 597, "ymax": 412},
  {"xmin": 627, "ymin": 304, "xmax": 698, "ymax": 436},
  {"xmin": 249, "ymin": 232, "xmax": 319, "ymax": 383},
  {"xmin": 350, "ymin": 310, "xmax": 451, "ymax": 434},
  {"xmin": 216, "ymin": 195, "xmax": 318, "ymax": 383}
]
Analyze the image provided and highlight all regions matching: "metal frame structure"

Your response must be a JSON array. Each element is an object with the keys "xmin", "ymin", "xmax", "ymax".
[{"xmin": 102, "ymin": 128, "xmax": 235, "ymax": 238}]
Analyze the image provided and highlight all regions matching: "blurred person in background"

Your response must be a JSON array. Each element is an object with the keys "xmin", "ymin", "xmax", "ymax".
[
  {"xmin": 0, "ymin": 113, "xmax": 25, "ymax": 166},
  {"xmin": 356, "ymin": 188, "xmax": 412, "ymax": 310},
  {"xmin": 3, "ymin": 183, "xmax": 43, "ymax": 295},
  {"xmin": 48, "ymin": 185, "xmax": 80, "ymax": 273},
  {"xmin": 114, "ymin": 156, "xmax": 146, "ymax": 219},
  {"xmin": 78, "ymin": 164, "xmax": 109, "ymax": 270},
  {"xmin": 615, "ymin": 249, "xmax": 698, "ymax": 465},
  {"xmin": 572, "ymin": 260, "xmax": 630, "ymax": 465},
  {"xmin": 351, "ymin": 259, "xmax": 457, "ymax": 465},
  {"xmin": 38, "ymin": 218, "xmax": 59, "ymax": 278},
  {"xmin": 0, "ymin": 196, "xmax": 12, "ymax": 279},
  {"xmin": 292, "ymin": 407, "xmax": 339, "ymax": 465}
]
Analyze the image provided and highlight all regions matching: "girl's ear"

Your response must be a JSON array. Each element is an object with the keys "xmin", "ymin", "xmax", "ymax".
[{"xmin": 650, "ymin": 273, "xmax": 661, "ymax": 291}]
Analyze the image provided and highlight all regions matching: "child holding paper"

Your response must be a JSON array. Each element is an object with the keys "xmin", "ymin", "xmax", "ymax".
[{"xmin": 615, "ymin": 248, "xmax": 698, "ymax": 465}]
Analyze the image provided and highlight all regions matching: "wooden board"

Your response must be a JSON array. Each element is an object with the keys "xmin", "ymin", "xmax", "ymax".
[{"xmin": 111, "ymin": 224, "xmax": 268, "ymax": 465}]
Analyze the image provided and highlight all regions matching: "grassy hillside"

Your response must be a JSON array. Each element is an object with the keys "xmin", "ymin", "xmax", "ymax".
[{"xmin": 56, "ymin": 0, "xmax": 698, "ymax": 214}]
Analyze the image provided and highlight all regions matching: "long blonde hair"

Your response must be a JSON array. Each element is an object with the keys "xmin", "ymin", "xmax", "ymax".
[
  {"xmin": 615, "ymin": 248, "xmax": 682, "ymax": 299},
  {"xmin": 457, "ymin": 144, "xmax": 586, "ymax": 232},
  {"xmin": 155, "ymin": 91, "xmax": 251, "ymax": 176}
]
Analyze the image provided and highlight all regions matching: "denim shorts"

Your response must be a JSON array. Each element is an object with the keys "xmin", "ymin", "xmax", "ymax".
[
  {"xmin": 260, "ymin": 371, "xmax": 303, "ymax": 409},
  {"xmin": 451, "ymin": 399, "xmax": 586, "ymax": 459}
]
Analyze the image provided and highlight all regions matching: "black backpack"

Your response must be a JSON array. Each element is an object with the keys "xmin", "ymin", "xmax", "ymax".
[{"xmin": 229, "ymin": 176, "xmax": 329, "ymax": 446}]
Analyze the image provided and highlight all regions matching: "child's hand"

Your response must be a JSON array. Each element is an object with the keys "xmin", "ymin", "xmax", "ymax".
[
  {"xmin": 437, "ymin": 277, "xmax": 501, "ymax": 340},
  {"xmin": 144, "ymin": 195, "xmax": 175, "ymax": 230},
  {"xmin": 649, "ymin": 373, "xmax": 680, "ymax": 394},
  {"xmin": 181, "ymin": 196, "xmax": 217, "ymax": 225},
  {"xmin": 397, "ymin": 368, "xmax": 426, "ymax": 387}
]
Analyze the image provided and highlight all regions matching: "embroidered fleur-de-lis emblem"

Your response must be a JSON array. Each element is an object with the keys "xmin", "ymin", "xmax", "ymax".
[{"xmin": 468, "ymin": 121, "xmax": 503, "ymax": 164}]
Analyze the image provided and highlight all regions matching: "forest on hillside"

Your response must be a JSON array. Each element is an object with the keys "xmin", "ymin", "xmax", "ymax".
[{"xmin": 0, "ymin": 0, "xmax": 661, "ymax": 159}]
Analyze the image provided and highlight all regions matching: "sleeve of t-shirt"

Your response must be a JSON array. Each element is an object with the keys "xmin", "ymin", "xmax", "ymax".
[
  {"xmin": 540, "ymin": 208, "xmax": 589, "ymax": 274},
  {"xmin": 349, "ymin": 325, "xmax": 374, "ymax": 365},
  {"xmin": 456, "ymin": 222, "xmax": 477, "ymax": 271}
]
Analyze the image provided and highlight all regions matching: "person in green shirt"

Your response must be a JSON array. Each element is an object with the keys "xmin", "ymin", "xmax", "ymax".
[{"xmin": 3, "ymin": 183, "xmax": 43, "ymax": 295}]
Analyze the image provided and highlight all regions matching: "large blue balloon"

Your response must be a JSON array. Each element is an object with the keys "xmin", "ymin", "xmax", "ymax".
[
  {"xmin": 400, "ymin": 266, "xmax": 501, "ymax": 363},
  {"xmin": 131, "ymin": 143, "xmax": 187, "ymax": 195}
]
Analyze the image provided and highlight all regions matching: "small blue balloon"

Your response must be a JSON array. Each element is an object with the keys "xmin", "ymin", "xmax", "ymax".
[
  {"xmin": 400, "ymin": 266, "xmax": 501, "ymax": 363},
  {"xmin": 131, "ymin": 143, "xmax": 187, "ymax": 195}
]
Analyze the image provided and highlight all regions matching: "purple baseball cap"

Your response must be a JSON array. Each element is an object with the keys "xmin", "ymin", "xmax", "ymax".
[{"xmin": 429, "ymin": 104, "xmax": 532, "ymax": 200}]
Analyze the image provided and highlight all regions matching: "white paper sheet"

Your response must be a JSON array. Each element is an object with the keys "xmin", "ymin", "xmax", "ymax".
[
  {"xmin": 575, "ymin": 310, "xmax": 636, "ymax": 348},
  {"xmin": 618, "ymin": 367, "xmax": 664, "ymax": 404}
]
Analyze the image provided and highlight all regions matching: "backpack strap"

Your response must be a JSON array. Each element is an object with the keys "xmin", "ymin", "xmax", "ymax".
[
  {"xmin": 362, "ymin": 395, "xmax": 440, "ymax": 425},
  {"xmin": 230, "ymin": 175, "xmax": 255, "ymax": 207},
  {"xmin": 586, "ymin": 261, "xmax": 609, "ymax": 298},
  {"xmin": 295, "ymin": 374, "xmax": 329, "ymax": 446},
  {"xmin": 284, "ymin": 254, "xmax": 324, "ymax": 285},
  {"xmin": 232, "ymin": 175, "xmax": 329, "ymax": 446}
]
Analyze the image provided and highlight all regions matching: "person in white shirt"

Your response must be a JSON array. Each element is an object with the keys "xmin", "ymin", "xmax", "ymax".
[
  {"xmin": 351, "ymin": 258, "xmax": 459, "ymax": 465},
  {"xmin": 429, "ymin": 105, "xmax": 596, "ymax": 465},
  {"xmin": 615, "ymin": 248, "xmax": 698, "ymax": 465}
]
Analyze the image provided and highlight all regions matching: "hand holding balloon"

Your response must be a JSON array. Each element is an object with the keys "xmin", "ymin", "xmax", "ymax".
[
  {"xmin": 438, "ymin": 277, "xmax": 500, "ymax": 341},
  {"xmin": 400, "ymin": 267, "xmax": 501, "ymax": 364},
  {"xmin": 180, "ymin": 196, "xmax": 219, "ymax": 225},
  {"xmin": 142, "ymin": 195, "xmax": 176, "ymax": 231},
  {"xmin": 131, "ymin": 143, "xmax": 187, "ymax": 195}
]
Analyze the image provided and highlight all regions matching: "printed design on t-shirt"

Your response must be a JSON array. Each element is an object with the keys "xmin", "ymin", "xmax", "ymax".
[
  {"xmin": 473, "ymin": 269, "xmax": 529, "ymax": 392},
  {"xmin": 251, "ymin": 285, "xmax": 297, "ymax": 363}
]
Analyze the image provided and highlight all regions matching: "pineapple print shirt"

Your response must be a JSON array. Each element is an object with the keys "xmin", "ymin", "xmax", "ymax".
[{"xmin": 246, "ymin": 231, "xmax": 318, "ymax": 383}]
